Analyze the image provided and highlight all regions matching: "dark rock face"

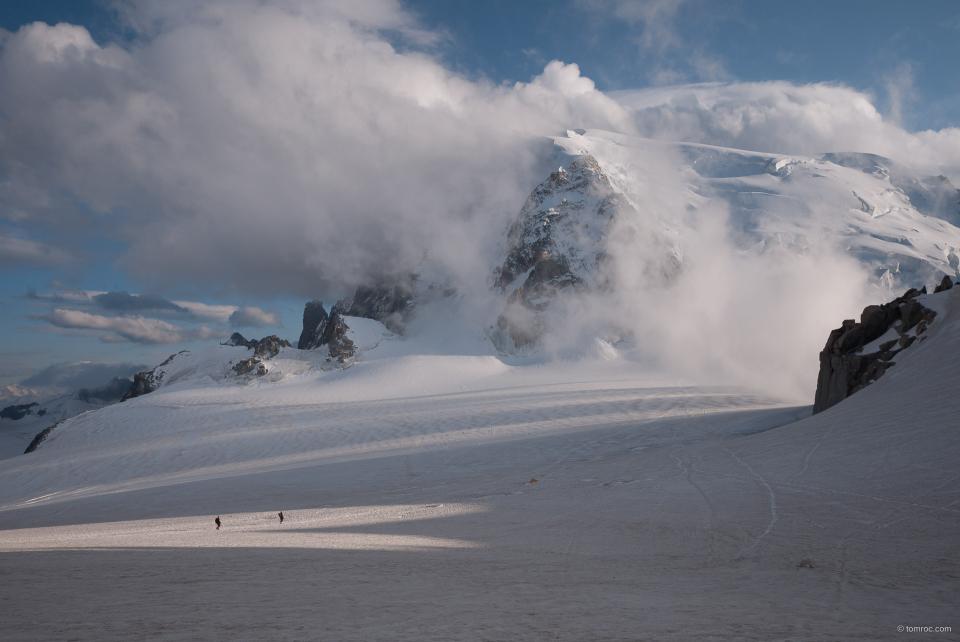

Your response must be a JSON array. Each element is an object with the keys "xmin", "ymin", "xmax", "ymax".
[
  {"xmin": 320, "ymin": 311, "xmax": 355, "ymax": 363},
  {"xmin": 24, "ymin": 419, "xmax": 66, "ymax": 454},
  {"xmin": 334, "ymin": 282, "xmax": 414, "ymax": 334},
  {"xmin": 813, "ymin": 286, "xmax": 943, "ymax": 414},
  {"xmin": 297, "ymin": 282, "xmax": 409, "ymax": 360},
  {"xmin": 249, "ymin": 335, "xmax": 291, "ymax": 359},
  {"xmin": 934, "ymin": 275, "xmax": 954, "ymax": 293},
  {"xmin": 224, "ymin": 332, "xmax": 252, "ymax": 348},
  {"xmin": 121, "ymin": 353, "xmax": 179, "ymax": 402},
  {"xmin": 0, "ymin": 402, "xmax": 38, "ymax": 421},
  {"xmin": 231, "ymin": 335, "xmax": 292, "ymax": 377},
  {"xmin": 232, "ymin": 360, "xmax": 274, "ymax": 377},
  {"xmin": 491, "ymin": 155, "xmax": 636, "ymax": 349},
  {"xmin": 298, "ymin": 300, "xmax": 329, "ymax": 350}
]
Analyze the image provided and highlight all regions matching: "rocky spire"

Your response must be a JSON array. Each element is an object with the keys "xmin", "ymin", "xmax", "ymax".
[{"xmin": 298, "ymin": 300, "xmax": 329, "ymax": 350}]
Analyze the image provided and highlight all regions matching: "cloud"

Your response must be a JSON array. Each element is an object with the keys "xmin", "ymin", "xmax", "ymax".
[
  {"xmin": 0, "ymin": 1, "xmax": 634, "ymax": 298},
  {"xmin": 171, "ymin": 301, "xmax": 238, "ymax": 323},
  {"xmin": 228, "ymin": 305, "xmax": 281, "ymax": 328},
  {"xmin": 611, "ymin": 81, "xmax": 960, "ymax": 182},
  {"xmin": 21, "ymin": 284, "xmax": 272, "ymax": 339},
  {"xmin": 39, "ymin": 309, "xmax": 226, "ymax": 343},
  {"xmin": 20, "ymin": 360, "xmax": 149, "ymax": 392},
  {"xmin": 883, "ymin": 62, "xmax": 915, "ymax": 127},
  {"xmin": 92, "ymin": 291, "xmax": 191, "ymax": 315},
  {"xmin": 0, "ymin": 236, "xmax": 73, "ymax": 266}
]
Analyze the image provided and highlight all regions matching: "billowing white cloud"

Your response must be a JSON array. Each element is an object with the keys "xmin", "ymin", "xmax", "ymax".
[
  {"xmin": 611, "ymin": 81, "xmax": 960, "ymax": 182},
  {"xmin": 3, "ymin": 1, "xmax": 956, "ymax": 301},
  {"xmin": 0, "ymin": 2, "xmax": 634, "ymax": 295},
  {"xmin": 171, "ymin": 301, "xmax": 238, "ymax": 324},
  {"xmin": 40, "ymin": 309, "xmax": 226, "ymax": 344}
]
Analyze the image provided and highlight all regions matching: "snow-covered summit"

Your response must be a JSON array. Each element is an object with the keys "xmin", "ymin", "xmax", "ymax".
[
  {"xmin": 554, "ymin": 130, "xmax": 960, "ymax": 288},
  {"xmin": 491, "ymin": 156, "xmax": 635, "ymax": 349},
  {"xmin": 486, "ymin": 130, "xmax": 960, "ymax": 353}
]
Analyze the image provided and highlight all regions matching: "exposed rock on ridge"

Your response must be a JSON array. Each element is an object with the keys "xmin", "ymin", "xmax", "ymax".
[
  {"xmin": 333, "ymin": 282, "xmax": 414, "ymax": 334},
  {"xmin": 23, "ymin": 418, "xmax": 67, "ymax": 454},
  {"xmin": 231, "ymin": 335, "xmax": 292, "ymax": 377},
  {"xmin": 813, "ymin": 277, "xmax": 953, "ymax": 414},
  {"xmin": 249, "ymin": 335, "xmax": 291, "ymax": 359},
  {"xmin": 297, "ymin": 281, "xmax": 412, "ymax": 363},
  {"xmin": 298, "ymin": 301, "xmax": 329, "ymax": 350},
  {"xmin": 492, "ymin": 156, "xmax": 633, "ymax": 349},
  {"xmin": 121, "ymin": 353, "xmax": 180, "ymax": 402},
  {"xmin": 320, "ymin": 311, "xmax": 355, "ymax": 363},
  {"xmin": 224, "ymin": 332, "xmax": 251, "ymax": 348}
]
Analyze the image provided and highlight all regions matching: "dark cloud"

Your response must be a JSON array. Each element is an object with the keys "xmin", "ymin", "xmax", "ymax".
[
  {"xmin": 0, "ymin": 236, "xmax": 73, "ymax": 267},
  {"xmin": 21, "ymin": 361, "xmax": 149, "ymax": 392},
  {"xmin": 93, "ymin": 291, "xmax": 191, "ymax": 315}
]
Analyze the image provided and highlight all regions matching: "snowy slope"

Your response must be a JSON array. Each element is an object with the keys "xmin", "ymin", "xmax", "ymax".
[
  {"xmin": 0, "ymin": 287, "xmax": 956, "ymax": 639},
  {"xmin": 0, "ymin": 394, "xmax": 108, "ymax": 460}
]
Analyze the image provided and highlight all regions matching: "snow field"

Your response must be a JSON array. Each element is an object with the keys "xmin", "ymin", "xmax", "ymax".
[{"xmin": 0, "ymin": 282, "xmax": 956, "ymax": 640}]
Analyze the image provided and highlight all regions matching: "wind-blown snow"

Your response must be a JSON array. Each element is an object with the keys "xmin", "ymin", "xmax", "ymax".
[{"xmin": 498, "ymin": 130, "xmax": 960, "ymax": 400}]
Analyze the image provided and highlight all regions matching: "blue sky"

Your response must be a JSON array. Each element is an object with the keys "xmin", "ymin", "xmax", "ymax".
[
  {"xmin": 403, "ymin": 0, "xmax": 960, "ymax": 131},
  {"xmin": 1, "ymin": 0, "xmax": 958, "ymax": 395},
  {"xmin": 3, "ymin": 1, "xmax": 958, "ymax": 128}
]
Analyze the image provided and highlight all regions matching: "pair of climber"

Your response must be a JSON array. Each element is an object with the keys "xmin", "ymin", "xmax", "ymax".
[{"xmin": 214, "ymin": 511, "xmax": 283, "ymax": 530}]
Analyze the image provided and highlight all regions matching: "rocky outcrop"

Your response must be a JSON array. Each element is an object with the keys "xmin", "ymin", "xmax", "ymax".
[
  {"xmin": 224, "ymin": 332, "xmax": 252, "ymax": 348},
  {"xmin": 320, "ymin": 311, "xmax": 355, "ymax": 363},
  {"xmin": 297, "ymin": 283, "xmax": 406, "ymax": 361},
  {"xmin": 298, "ymin": 300, "xmax": 329, "ymax": 350},
  {"xmin": 230, "ymin": 335, "xmax": 292, "ymax": 377},
  {"xmin": 232, "ymin": 358, "xmax": 268, "ymax": 377},
  {"xmin": 491, "ymin": 156, "xmax": 635, "ymax": 350},
  {"xmin": 249, "ymin": 335, "xmax": 291, "ymax": 359},
  {"xmin": 24, "ymin": 418, "xmax": 67, "ymax": 454},
  {"xmin": 333, "ymin": 282, "xmax": 414, "ymax": 334},
  {"xmin": 121, "ymin": 353, "xmax": 179, "ymax": 402},
  {"xmin": 934, "ymin": 274, "xmax": 954, "ymax": 293},
  {"xmin": 0, "ymin": 402, "xmax": 38, "ymax": 421},
  {"xmin": 813, "ymin": 284, "xmax": 945, "ymax": 414}
]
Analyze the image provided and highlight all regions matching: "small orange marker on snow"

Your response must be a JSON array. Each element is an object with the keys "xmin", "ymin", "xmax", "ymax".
[{"xmin": 530, "ymin": 478, "xmax": 538, "ymax": 483}]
